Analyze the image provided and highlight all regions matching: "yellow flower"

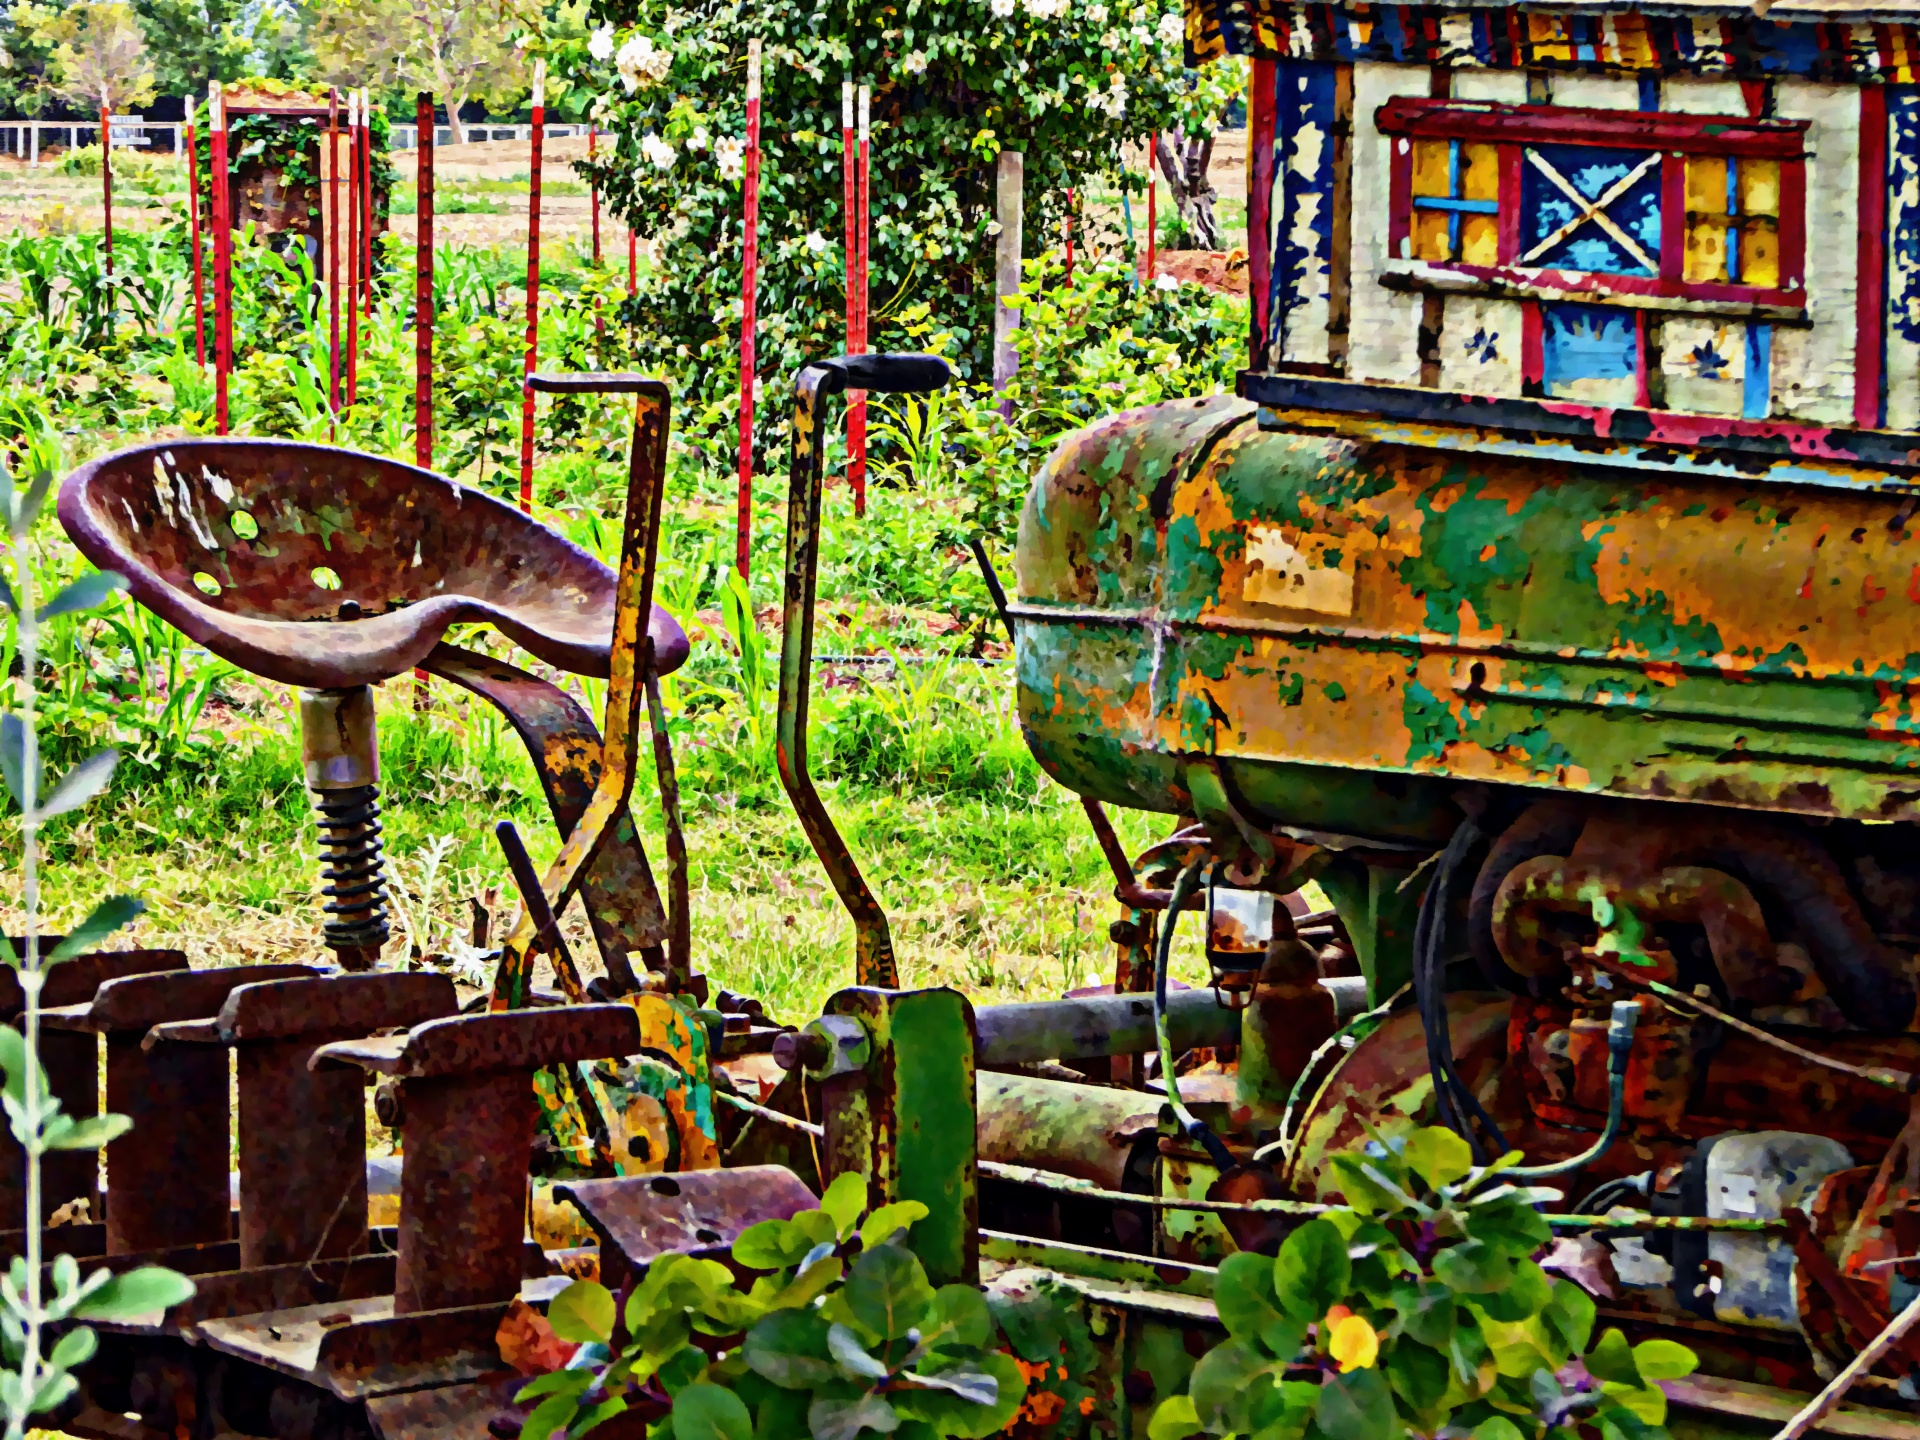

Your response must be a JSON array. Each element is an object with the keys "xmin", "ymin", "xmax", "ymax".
[{"xmin": 1328, "ymin": 1313, "xmax": 1380, "ymax": 1373}]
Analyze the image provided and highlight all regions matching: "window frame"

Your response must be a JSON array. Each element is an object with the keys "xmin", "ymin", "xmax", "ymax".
[{"xmin": 1378, "ymin": 98, "xmax": 1809, "ymax": 310}]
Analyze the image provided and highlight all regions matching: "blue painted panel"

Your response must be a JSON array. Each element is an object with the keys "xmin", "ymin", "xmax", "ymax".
[
  {"xmin": 1270, "ymin": 58, "xmax": 1339, "ymax": 366},
  {"xmin": 1541, "ymin": 303, "xmax": 1638, "ymax": 398},
  {"xmin": 1521, "ymin": 144, "xmax": 1663, "ymax": 278},
  {"xmin": 1744, "ymin": 323, "xmax": 1772, "ymax": 420}
]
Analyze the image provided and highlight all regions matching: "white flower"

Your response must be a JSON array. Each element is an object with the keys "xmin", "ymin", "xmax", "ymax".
[
  {"xmin": 1023, "ymin": 0, "xmax": 1066, "ymax": 15},
  {"xmin": 805, "ymin": 230, "xmax": 827, "ymax": 254},
  {"xmin": 1155, "ymin": 271, "xmax": 1181, "ymax": 291},
  {"xmin": 903, "ymin": 49, "xmax": 927, "ymax": 74},
  {"xmin": 989, "ymin": 0, "xmax": 1016, "ymax": 15},
  {"xmin": 1086, "ymin": 2, "xmax": 1108, "ymax": 19},
  {"xmin": 986, "ymin": 219, "xmax": 1003, "ymax": 236},
  {"xmin": 689, "ymin": 124, "xmax": 710, "ymax": 152},
  {"xmin": 1157, "ymin": 10, "xmax": 1184, "ymax": 45},
  {"xmin": 641, "ymin": 132, "xmax": 676, "ymax": 170},
  {"xmin": 1100, "ymin": 28, "xmax": 1123, "ymax": 48},
  {"xmin": 616, "ymin": 32, "xmax": 672, "ymax": 92},
  {"xmin": 588, "ymin": 24, "xmax": 615, "ymax": 61},
  {"xmin": 714, "ymin": 134, "xmax": 746, "ymax": 181},
  {"xmin": 1095, "ymin": 73, "xmax": 1128, "ymax": 118}
]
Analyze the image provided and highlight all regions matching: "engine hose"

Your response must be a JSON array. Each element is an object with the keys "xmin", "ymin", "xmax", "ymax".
[
  {"xmin": 1154, "ymin": 858, "xmax": 1239, "ymax": 1172},
  {"xmin": 1500, "ymin": 1000, "xmax": 1641, "ymax": 1180},
  {"xmin": 1414, "ymin": 821, "xmax": 1510, "ymax": 1161}
]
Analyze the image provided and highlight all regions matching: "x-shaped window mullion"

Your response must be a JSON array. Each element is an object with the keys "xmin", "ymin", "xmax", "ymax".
[{"xmin": 1520, "ymin": 149, "xmax": 1660, "ymax": 273}]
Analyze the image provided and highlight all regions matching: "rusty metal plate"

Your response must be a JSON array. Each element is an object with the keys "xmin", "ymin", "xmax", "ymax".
[
  {"xmin": 43, "ymin": 964, "xmax": 319, "ymax": 1035},
  {"xmin": 555, "ymin": 1165, "xmax": 817, "ymax": 1285},
  {"xmin": 57, "ymin": 438, "xmax": 689, "ymax": 689},
  {"xmin": 364, "ymin": 1379, "xmax": 504, "ymax": 1440},
  {"xmin": 312, "ymin": 1005, "xmax": 641, "ymax": 1078}
]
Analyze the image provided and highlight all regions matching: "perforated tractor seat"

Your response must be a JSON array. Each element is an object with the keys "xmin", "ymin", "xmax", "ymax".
[{"xmin": 59, "ymin": 439, "xmax": 689, "ymax": 690}]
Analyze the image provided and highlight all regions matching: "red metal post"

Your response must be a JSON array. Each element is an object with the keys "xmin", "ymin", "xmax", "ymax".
[
  {"xmin": 590, "ymin": 124, "xmax": 604, "ymax": 353},
  {"xmin": 99, "ymin": 103, "xmax": 113, "ymax": 284},
  {"xmin": 1065, "ymin": 188, "xmax": 1075, "ymax": 284},
  {"xmin": 210, "ymin": 82, "xmax": 232, "ymax": 435},
  {"xmin": 328, "ymin": 90, "xmax": 341, "ymax": 417},
  {"xmin": 1247, "ymin": 56, "xmax": 1275, "ymax": 367},
  {"xmin": 851, "ymin": 83, "xmax": 868, "ymax": 518},
  {"xmin": 1857, "ymin": 83, "xmax": 1890, "ymax": 431},
  {"xmin": 628, "ymin": 227, "xmax": 637, "ymax": 296},
  {"xmin": 735, "ymin": 39, "xmax": 762, "ymax": 575},
  {"xmin": 517, "ymin": 61, "xmax": 545, "ymax": 515},
  {"xmin": 346, "ymin": 89, "xmax": 360, "ymax": 409},
  {"xmin": 1146, "ymin": 142, "xmax": 1157, "ymax": 284},
  {"xmin": 361, "ymin": 88, "xmax": 373, "ymax": 319},
  {"xmin": 416, "ymin": 92, "xmax": 434, "ymax": 468},
  {"xmin": 842, "ymin": 81, "xmax": 856, "ymax": 496},
  {"xmin": 185, "ymin": 117, "xmax": 204, "ymax": 366}
]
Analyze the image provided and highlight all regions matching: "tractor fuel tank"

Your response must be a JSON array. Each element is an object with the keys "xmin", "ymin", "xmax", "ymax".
[{"xmin": 1013, "ymin": 397, "xmax": 1920, "ymax": 842}]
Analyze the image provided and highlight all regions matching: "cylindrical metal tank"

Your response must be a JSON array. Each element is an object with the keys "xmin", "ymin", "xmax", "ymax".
[{"xmin": 1013, "ymin": 398, "xmax": 1920, "ymax": 841}]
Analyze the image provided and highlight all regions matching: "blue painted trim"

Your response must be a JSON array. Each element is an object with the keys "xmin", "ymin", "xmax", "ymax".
[
  {"xmin": 1412, "ymin": 196, "xmax": 1501, "ymax": 213},
  {"xmin": 1637, "ymin": 73, "xmax": 1661, "ymax": 111},
  {"xmin": 1743, "ymin": 323, "xmax": 1771, "ymax": 420}
]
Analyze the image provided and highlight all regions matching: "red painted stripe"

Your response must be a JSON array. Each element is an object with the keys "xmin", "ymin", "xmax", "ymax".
[
  {"xmin": 1659, "ymin": 153, "xmax": 1685, "ymax": 283},
  {"xmin": 1376, "ymin": 97, "xmax": 1808, "ymax": 157},
  {"xmin": 1497, "ymin": 143, "xmax": 1523, "ymax": 263},
  {"xmin": 211, "ymin": 97, "xmax": 231, "ymax": 435},
  {"xmin": 1521, "ymin": 300, "xmax": 1544, "ymax": 394},
  {"xmin": 1634, "ymin": 309, "xmax": 1652, "ymax": 409},
  {"xmin": 518, "ymin": 99, "xmax": 544, "ymax": 514},
  {"xmin": 328, "ymin": 90, "xmax": 340, "ymax": 419},
  {"xmin": 414, "ymin": 92, "xmax": 434, "ymax": 471},
  {"xmin": 1396, "ymin": 261, "xmax": 1801, "ymax": 310},
  {"xmin": 1249, "ymin": 56, "xmax": 1277, "ymax": 366},
  {"xmin": 1779, "ymin": 157, "xmax": 1808, "ymax": 299},
  {"xmin": 1856, "ymin": 84, "xmax": 1889, "ymax": 430}
]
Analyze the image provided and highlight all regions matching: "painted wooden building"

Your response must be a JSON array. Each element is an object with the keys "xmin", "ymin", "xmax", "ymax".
[{"xmin": 1192, "ymin": 0, "xmax": 1920, "ymax": 473}]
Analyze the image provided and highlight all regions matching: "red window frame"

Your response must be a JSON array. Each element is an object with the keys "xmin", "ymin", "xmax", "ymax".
[{"xmin": 1376, "ymin": 98, "xmax": 1809, "ymax": 311}]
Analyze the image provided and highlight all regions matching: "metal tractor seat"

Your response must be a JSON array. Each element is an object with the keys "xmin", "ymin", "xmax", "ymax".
[{"xmin": 59, "ymin": 387, "xmax": 691, "ymax": 988}]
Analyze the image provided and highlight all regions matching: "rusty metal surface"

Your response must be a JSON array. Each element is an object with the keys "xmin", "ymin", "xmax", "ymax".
[
  {"xmin": 364, "ymin": 1379, "xmax": 502, "ymax": 1440},
  {"xmin": 312, "ymin": 1005, "xmax": 640, "ymax": 1079},
  {"xmin": 57, "ymin": 438, "xmax": 689, "ymax": 689},
  {"xmin": 555, "ymin": 1165, "xmax": 817, "ymax": 1287},
  {"xmin": 974, "ymin": 987, "xmax": 1240, "ymax": 1067},
  {"xmin": 489, "ymin": 379, "xmax": 674, "ymax": 1013},
  {"xmin": 167, "ymin": 1253, "xmax": 398, "ymax": 1325},
  {"xmin": 43, "ymin": 963, "xmax": 319, "ymax": 1035},
  {"xmin": 423, "ymin": 642, "xmax": 660, "ymax": 987},
  {"xmin": 194, "ymin": 1295, "xmax": 512, "ymax": 1400},
  {"xmin": 0, "ymin": 948, "xmax": 185, "ymax": 1226},
  {"xmin": 1013, "ymin": 398, "xmax": 1920, "ymax": 829},
  {"xmin": 976, "ymin": 1072, "xmax": 1159, "ymax": 1192}
]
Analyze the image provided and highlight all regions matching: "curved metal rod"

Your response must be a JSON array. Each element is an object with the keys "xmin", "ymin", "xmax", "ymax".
[{"xmin": 1153, "ymin": 858, "xmax": 1237, "ymax": 1171}]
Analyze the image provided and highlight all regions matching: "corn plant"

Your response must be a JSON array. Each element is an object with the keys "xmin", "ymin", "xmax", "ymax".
[{"xmin": 0, "ymin": 459, "xmax": 193, "ymax": 1440}]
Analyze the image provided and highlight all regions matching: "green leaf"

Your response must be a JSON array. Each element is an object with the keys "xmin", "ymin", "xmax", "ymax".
[
  {"xmin": 844, "ymin": 1239, "xmax": 935, "ymax": 1341},
  {"xmin": 1189, "ymin": 1337, "xmax": 1278, "ymax": 1431},
  {"xmin": 1403, "ymin": 1127, "xmax": 1473, "ymax": 1190},
  {"xmin": 674, "ymin": 1382, "xmax": 754, "ymax": 1440},
  {"xmin": 0, "ymin": 713, "xmax": 28, "ymax": 812},
  {"xmin": 515, "ymin": 1370, "xmax": 595, "ymax": 1404},
  {"xmin": 1391, "ymin": 1280, "xmax": 1457, "ymax": 1351},
  {"xmin": 1273, "ymin": 1217, "xmax": 1351, "ymax": 1322},
  {"xmin": 519, "ymin": 1391, "xmax": 580, "ymax": 1440},
  {"xmin": 892, "ymin": 1352, "xmax": 1023, "ymax": 1439},
  {"xmin": 767, "ymin": 1255, "xmax": 844, "ymax": 1311},
  {"xmin": 1600, "ymin": 1381, "xmax": 1667, "ymax": 1428},
  {"xmin": 1248, "ymin": 1378, "xmax": 1319, "ymax": 1440},
  {"xmin": 859, "ymin": 1201, "xmax": 928, "ymax": 1249},
  {"xmin": 39, "ymin": 569, "xmax": 128, "ymax": 622},
  {"xmin": 1314, "ymin": 1363, "xmax": 1401, "ymax": 1440},
  {"xmin": 48, "ymin": 1326, "xmax": 95, "ymax": 1371},
  {"xmin": 828, "ymin": 1322, "xmax": 890, "ymax": 1382},
  {"xmin": 1385, "ymin": 1340, "xmax": 1449, "ymax": 1413},
  {"xmin": 1541, "ymin": 1280, "xmax": 1596, "ymax": 1360},
  {"xmin": 926, "ymin": 1284, "xmax": 992, "ymax": 1350},
  {"xmin": 821, "ymin": 1171, "xmax": 869, "ymax": 1238},
  {"xmin": 1473, "ymin": 1259, "xmax": 1551, "ymax": 1323},
  {"xmin": 657, "ymin": 1344, "xmax": 709, "ymax": 1397},
  {"xmin": 573, "ymin": 1396, "xmax": 635, "ymax": 1439},
  {"xmin": 1326, "ymin": 1153, "xmax": 1401, "ymax": 1215},
  {"xmin": 1630, "ymin": 1338, "xmax": 1697, "ymax": 1381},
  {"xmin": 1465, "ymin": 1196, "xmax": 1553, "ymax": 1258},
  {"xmin": 1585, "ymin": 1328, "xmax": 1641, "ymax": 1387},
  {"xmin": 43, "ymin": 1113, "xmax": 131, "ymax": 1150},
  {"xmin": 71, "ymin": 1265, "xmax": 194, "ymax": 1320},
  {"xmin": 38, "ymin": 750, "xmax": 118, "ymax": 820},
  {"xmin": 735, "ymin": 1217, "xmax": 815, "ymax": 1272},
  {"xmin": 1431, "ymin": 1240, "xmax": 1508, "ymax": 1296},
  {"xmin": 1473, "ymin": 1420, "xmax": 1526, "ymax": 1440},
  {"xmin": 808, "ymin": 1394, "xmax": 898, "ymax": 1440},
  {"xmin": 744, "ymin": 1308, "xmax": 837, "ymax": 1389},
  {"xmin": 548, "ymin": 1279, "xmax": 616, "ymax": 1344},
  {"xmin": 1215, "ymin": 1251, "xmax": 1286, "ymax": 1345},
  {"xmin": 46, "ymin": 896, "xmax": 146, "ymax": 964},
  {"xmin": 1146, "ymin": 1395, "xmax": 1199, "ymax": 1440},
  {"xmin": 901, "ymin": 1367, "xmax": 997, "ymax": 1405}
]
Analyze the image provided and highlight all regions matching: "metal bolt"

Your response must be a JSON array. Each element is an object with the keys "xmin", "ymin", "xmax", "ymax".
[
  {"xmin": 773, "ymin": 1029, "xmax": 833, "ymax": 1072},
  {"xmin": 1110, "ymin": 920, "xmax": 1143, "ymax": 947}
]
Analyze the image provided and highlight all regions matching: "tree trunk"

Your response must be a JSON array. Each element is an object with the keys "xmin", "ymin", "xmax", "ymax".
[
  {"xmin": 1153, "ymin": 131, "xmax": 1220, "ymax": 251},
  {"xmin": 444, "ymin": 94, "xmax": 467, "ymax": 146}
]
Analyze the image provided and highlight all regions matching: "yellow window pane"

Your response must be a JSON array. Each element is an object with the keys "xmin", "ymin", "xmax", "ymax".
[
  {"xmin": 1740, "ymin": 219, "xmax": 1780, "ymax": 288},
  {"xmin": 1462, "ymin": 143, "xmax": 1500, "ymax": 202},
  {"xmin": 1413, "ymin": 209, "xmax": 1454, "ymax": 261},
  {"xmin": 1461, "ymin": 214, "xmax": 1500, "ymax": 266},
  {"xmin": 1685, "ymin": 218, "xmax": 1728, "ymax": 284},
  {"xmin": 1411, "ymin": 139, "xmax": 1453, "ymax": 198},
  {"xmin": 1738, "ymin": 158, "xmax": 1781, "ymax": 218},
  {"xmin": 1685, "ymin": 155, "xmax": 1729, "ymax": 219}
]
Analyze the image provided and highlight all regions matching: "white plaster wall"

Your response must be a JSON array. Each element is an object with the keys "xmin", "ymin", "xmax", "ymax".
[{"xmin": 1349, "ymin": 62, "xmax": 1431, "ymax": 385}]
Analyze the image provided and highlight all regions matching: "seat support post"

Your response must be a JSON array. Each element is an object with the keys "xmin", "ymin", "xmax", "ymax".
[{"xmin": 301, "ymin": 685, "xmax": 389, "ymax": 970}]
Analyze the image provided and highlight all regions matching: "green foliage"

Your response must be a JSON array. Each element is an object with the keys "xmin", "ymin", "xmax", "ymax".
[
  {"xmin": 1149, "ymin": 1125, "xmax": 1697, "ymax": 1440},
  {"xmin": 531, "ymin": 1171, "xmax": 1089, "ymax": 1440},
  {"xmin": 542, "ymin": 0, "xmax": 1239, "ymax": 469}
]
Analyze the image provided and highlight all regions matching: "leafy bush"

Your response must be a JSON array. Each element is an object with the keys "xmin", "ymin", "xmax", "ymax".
[{"xmin": 1150, "ymin": 1125, "xmax": 1696, "ymax": 1440}]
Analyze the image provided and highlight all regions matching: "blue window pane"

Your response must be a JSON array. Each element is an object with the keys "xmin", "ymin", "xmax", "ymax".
[
  {"xmin": 1521, "ymin": 144, "xmax": 1662, "ymax": 278},
  {"xmin": 1541, "ymin": 302, "xmax": 1638, "ymax": 398}
]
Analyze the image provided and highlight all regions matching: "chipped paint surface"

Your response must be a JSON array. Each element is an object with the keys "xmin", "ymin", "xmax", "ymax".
[{"xmin": 1015, "ymin": 398, "xmax": 1920, "ymax": 834}]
